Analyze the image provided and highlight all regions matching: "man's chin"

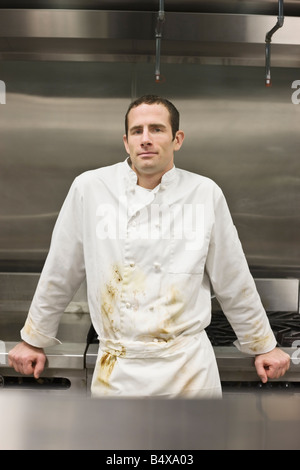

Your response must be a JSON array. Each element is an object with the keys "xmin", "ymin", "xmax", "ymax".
[{"xmin": 135, "ymin": 160, "xmax": 156, "ymax": 172}]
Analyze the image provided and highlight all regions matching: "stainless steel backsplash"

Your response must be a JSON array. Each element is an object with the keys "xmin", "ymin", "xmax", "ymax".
[{"xmin": 0, "ymin": 61, "xmax": 299, "ymax": 274}]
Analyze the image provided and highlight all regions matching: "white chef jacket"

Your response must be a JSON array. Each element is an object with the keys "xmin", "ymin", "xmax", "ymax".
[{"xmin": 21, "ymin": 158, "xmax": 277, "ymax": 398}]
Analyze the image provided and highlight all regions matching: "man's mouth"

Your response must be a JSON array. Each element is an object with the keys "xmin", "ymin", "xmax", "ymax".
[{"xmin": 138, "ymin": 152, "xmax": 157, "ymax": 157}]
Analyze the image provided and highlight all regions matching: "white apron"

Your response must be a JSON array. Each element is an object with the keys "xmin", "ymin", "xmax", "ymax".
[{"xmin": 91, "ymin": 331, "xmax": 222, "ymax": 399}]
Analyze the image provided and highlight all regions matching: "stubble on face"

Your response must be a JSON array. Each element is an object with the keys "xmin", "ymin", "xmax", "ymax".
[{"xmin": 123, "ymin": 103, "xmax": 184, "ymax": 187}]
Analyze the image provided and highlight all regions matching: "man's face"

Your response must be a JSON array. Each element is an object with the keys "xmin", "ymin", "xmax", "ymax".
[{"xmin": 123, "ymin": 103, "xmax": 184, "ymax": 181}]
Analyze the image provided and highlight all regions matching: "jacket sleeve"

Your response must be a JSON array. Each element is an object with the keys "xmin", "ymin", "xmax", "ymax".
[
  {"xmin": 205, "ymin": 186, "xmax": 277, "ymax": 355},
  {"xmin": 21, "ymin": 177, "xmax": 86, "ymax": 348}
]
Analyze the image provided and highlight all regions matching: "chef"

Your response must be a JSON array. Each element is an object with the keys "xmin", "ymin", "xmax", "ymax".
[{"xmin": 8, "ymin": 95, "xmax": 290, "ymax": 398}]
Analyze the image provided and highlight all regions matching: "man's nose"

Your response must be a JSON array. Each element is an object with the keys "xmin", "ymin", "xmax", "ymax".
[{"xmin": 141, "ymin": 129, "xmax": 152, "ymax": 145}]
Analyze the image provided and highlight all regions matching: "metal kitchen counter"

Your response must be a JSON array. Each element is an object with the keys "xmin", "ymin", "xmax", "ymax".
[
  {"xmin": 1, "ymin": 341, "xmax": 86, "ymax": 370},
  {"xmin": 1, "ymin": 391, "xmax": 300, "ymax": 450},
  {"xmin": 215, "ymin": 346, "xmax": 300, "ymax": 383},
  {"xmin": 0, "ymin": 341, "xmax": 88, "ymax": 394},
  {"xmin": 86, "ymin": 343, "xmax": 300, "ymax": 383}
]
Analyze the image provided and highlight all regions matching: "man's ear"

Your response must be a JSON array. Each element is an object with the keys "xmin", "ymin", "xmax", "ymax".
[
  {"xmin": 173, "ymin": 130, "xmax": 185, "ymax": 152},
  {"xmin": 123, "ymin": 134, "xmax": 130, "ymax": 154}
]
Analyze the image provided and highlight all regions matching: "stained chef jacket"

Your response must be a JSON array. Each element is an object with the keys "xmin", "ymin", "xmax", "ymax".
[{"xmin": 21, "ymin": 158, "xmax": 277, "ymax": 398}]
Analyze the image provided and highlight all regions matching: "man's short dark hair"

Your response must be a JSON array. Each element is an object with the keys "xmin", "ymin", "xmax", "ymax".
[{"xmin": 125, "ymin": 95, "xmax": 180, "ymax": 140}]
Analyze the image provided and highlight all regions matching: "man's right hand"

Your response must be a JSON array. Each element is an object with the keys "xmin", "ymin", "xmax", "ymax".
[{"xmin": 8, "ymin": 341, "xmax": 46, "ymax": 379}]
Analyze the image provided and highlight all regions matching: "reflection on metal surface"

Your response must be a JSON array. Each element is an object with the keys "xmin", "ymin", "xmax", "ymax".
[
  {"xmin": 255, "ymin": 278, "xmax": 299, "ymax": 312},
  {"xmin": 0, "ymin": 9, "xmax": 299, "ymax": 65},
  {"xmin": 0, "ymin": 1, "xmax": 298, "ymax": 15}
]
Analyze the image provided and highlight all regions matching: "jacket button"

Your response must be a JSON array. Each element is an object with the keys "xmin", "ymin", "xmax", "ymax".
[
  {"xmin": 153, "ymin": 262, "xmax": 161, "ymax": 271},
  {"xmin": 125, "ymin": 302, "xmax": 131, "ymax": 309}
]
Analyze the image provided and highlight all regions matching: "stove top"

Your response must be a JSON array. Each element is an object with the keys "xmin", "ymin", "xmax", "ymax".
[{"xmin": 206, "ymin": 310, "xmax": 300, "ymax": 347}]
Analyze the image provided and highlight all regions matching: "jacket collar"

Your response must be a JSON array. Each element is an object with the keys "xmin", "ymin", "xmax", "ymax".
[{"xmin": 124, "ymin": 157, "xmax": 177, "ymax": 190}]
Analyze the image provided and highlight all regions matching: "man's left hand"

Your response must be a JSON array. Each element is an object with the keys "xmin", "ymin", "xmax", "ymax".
[{"xmin": 255, "ymin": 347, "xmax": 290, "ymax": 383}]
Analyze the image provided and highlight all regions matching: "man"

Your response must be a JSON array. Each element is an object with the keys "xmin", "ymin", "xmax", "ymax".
[{"xmin": 8, "ymin": 95, "xmax": 290, "ymax": 398}]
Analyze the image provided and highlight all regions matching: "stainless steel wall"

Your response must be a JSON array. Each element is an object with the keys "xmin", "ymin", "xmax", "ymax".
[{"xmin": 0, "ymin": 61, "xmax": 299, "ymax": 274}]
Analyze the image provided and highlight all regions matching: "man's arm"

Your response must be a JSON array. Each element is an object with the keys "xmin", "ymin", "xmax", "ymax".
[
  {"xmin": 8, "ymin": 341, "xmax": 46, "ymax": 379},
  {"xmin": 205, "ymin": 186, "xmax": 290, "ymax": 381},
  {"xmin": 21, "ymin": 177, "xmax": 86, "ymax": 349},
  {"xmin": 255, "ymin": 347, "xmax": 290, "ymax": 383},
  {"xmin": 8, "ymin": 177, "xmax": 86, "ymax": 378}
]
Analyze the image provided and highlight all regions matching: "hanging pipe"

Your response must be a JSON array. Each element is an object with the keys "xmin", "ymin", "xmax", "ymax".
[
  {"xmin": 265, "ymin": 0, "xmax": 284, "ymax": 86},
  {"xmin": 155, "ymin": 0, "xmax": 165, "ymax": 83}
]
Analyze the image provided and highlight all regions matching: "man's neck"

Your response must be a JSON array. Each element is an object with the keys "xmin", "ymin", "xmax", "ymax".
[{"xmin": 136, "ymin": 173, "xmax": 162, "ymax": 190}]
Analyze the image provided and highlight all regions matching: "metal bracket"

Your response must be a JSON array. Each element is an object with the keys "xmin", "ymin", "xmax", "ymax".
[
  {"xmin": 155, "ymin": 0, "xmax": 165, "ymax": 82},
  {"xmin": 265, "ymin": 0, "xmax": 284, "ymax": 86}
]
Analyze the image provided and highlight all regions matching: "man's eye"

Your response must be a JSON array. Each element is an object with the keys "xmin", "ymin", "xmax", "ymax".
[{"xmin": 154, "ymin": 128, "xmax": 161, "ymax": 132}]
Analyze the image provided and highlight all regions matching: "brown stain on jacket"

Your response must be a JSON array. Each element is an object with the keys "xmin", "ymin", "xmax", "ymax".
[
  {"xmin": 97, "ymin": 346, "xmax": 126, "ymax": 389},
  {"xmin": 159, "ymin": 286, "xmax": 185, "ymax": 336},
  {"xmin": 243, "ymin": 319, "xmax": 274, "ymax": 353},
  {"xmin": 101, "ymin": 264, "xmax": 123, "ymax": 333},
  {"xmin": 97, "ymin": 352, "xmax": 117, "ymax": 388}
]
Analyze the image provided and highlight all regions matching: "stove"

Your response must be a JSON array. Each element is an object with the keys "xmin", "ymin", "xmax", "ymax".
[
  {"xmin": 206, "ymin": 310, "xmax": 300, "ymax": 348},
  {"xmin": 206, "ymin": 306, "xmax": 300, "ymax": 391},
  {"xmin": 0, "ymin": 273, "xmax": 299, "ymax": 395},
  {"xmin": 205, "ymin": 278, "xmax": 300, "ymax": 389},
  {"xmin": 0, "ymin": 273, "xmax": 90, "ymax": 395}
]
